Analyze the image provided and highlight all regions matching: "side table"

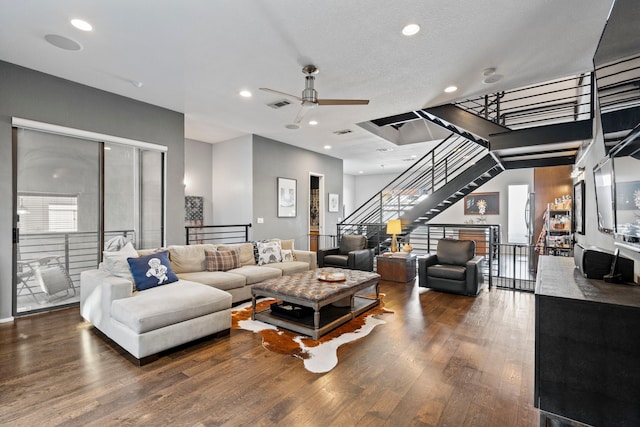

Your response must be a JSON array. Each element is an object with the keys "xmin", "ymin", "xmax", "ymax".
[{"xmin": 376, "ymin": 254, "xmax": 417, "ymax": 283}]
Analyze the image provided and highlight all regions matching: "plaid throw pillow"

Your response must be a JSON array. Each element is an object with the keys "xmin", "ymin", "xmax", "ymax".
[{"xmin": 205, "ymin": 249, "xmax": 240, "ymax": 272}]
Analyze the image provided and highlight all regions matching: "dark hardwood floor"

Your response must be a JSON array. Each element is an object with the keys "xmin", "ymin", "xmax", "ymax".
[{"xmin": 0, "ymin": 280, "xmax": 539, "ymax": 426}]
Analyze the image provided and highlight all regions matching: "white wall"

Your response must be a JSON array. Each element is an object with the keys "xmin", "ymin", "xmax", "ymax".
[
  {"xmin": 574, "ymin": 112, "xmax": 639, "ymax": 281},
  {"xmin": 343, "ymin": 174, "xmax": 356, "ymax": 219},
  {"xmin": 344, "ymin": 172, "xmax": 401, "ymax": 217},
  {"xmin": 185, "ymin": 139, "xmax": 214, "ymax": 225},
  {"xmin": 574, "ymin": 114, "xmax": 614, "ymax": 251},
  {"xmin": 345, "ymin": 169, "xmax": 534, "ymax": 245},
  {"xmin": 211, "ymin": 135, "xmax": 253, "ymax": 227},
  {"xmin": 428, "ymin": 169, "xmax": 534, "ymax": 243}
]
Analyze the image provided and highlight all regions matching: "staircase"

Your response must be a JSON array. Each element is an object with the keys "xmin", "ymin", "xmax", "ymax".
[
  {"xmin": 339, "ymin": 134, "xmax": 503, "ymax": 252},
  {"xmin": 341, "ymin": 72, "xmax": 599, "ymax": 251}
]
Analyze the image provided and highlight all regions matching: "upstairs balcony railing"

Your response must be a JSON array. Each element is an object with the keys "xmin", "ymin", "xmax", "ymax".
[
  {"xmin": 455, "ymin": 72, "xmax": 594, "ymax": 129},
  {"xmin": 185, "ymin": 224, "xmax": 252, "ymax": 245}
]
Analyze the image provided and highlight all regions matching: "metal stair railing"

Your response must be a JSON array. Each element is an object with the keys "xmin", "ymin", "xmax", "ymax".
[
  {"xmin": 338, "ymin": 133, "xmax": 491, "ymax": 250},
  {"xmin": 455, "ymin": 72, "xmax": 594, "ymax": 129}
]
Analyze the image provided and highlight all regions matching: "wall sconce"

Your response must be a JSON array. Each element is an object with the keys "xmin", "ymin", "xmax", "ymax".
[
  {"xmin": 570, "ymin": 167, "xmax": 585, "ymax": 179},
  {"xmin": 386, "ymin": 219, "xmax": 402, "ymax": 253}
]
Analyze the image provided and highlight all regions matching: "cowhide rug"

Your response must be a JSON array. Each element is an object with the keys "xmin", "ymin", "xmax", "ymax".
[{"xmin": 232, "ymin": 295, "xmax": 392, "ymax": 373}]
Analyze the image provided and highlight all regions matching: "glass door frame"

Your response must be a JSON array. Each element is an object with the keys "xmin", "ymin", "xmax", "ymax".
[{"xmin": 11, "ymin": 117, "xmax": 167, "ymax": 317}]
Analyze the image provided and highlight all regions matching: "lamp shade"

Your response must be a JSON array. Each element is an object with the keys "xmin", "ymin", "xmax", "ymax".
[{"xmin": 386, "ymin": 219, "xmax": 402, "ymax": 235}]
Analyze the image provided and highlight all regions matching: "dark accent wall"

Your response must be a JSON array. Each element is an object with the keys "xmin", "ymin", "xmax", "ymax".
[{"xmin": 0, "ymin": 61, "xmax": 185, "ymax": 319}]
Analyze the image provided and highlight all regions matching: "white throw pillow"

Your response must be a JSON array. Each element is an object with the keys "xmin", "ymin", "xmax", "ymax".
[
  {"xmin": 103, "ymin": 241, "xmax": 138, "ymax": 282},
  {"xmin": 256, "ymin": 241, "xmax": 282, "ymax": 265},
  {"xmin": 281, "ymin": 249, "xmax": 293, "ymax": 262}
]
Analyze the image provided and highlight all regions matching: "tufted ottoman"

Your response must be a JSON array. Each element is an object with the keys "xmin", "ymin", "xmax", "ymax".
[{"xmin": 251, "ymin": 267, "xmax": 380, "ymax": 339}]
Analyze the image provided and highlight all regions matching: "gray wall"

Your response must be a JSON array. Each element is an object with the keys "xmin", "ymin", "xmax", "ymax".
[
  {"xmin": 252, "ymin": 135, "xmax": 343, "ymax": 250},
  {"xmin": 185, "ymin": 138, "xmax": 214, "ymax": 225},
  {"xmin": 211, "ymin": 135, "xmax": 253, "ymax": 227},
  {"xmin": 0, "ymin": 61, "xmax": 185, "ymax": 320}
]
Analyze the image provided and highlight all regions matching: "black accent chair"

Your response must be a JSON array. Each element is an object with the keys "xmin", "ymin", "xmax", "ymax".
[
  {"xmin": 317, "ymin": 234, "xmax": 374, "ymax": 271},
  {"xmin": 418, "ymin": 239, "xmax": 485, "ymax": 296}
]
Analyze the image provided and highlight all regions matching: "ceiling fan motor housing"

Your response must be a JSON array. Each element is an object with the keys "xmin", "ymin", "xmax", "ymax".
[{"xmin": 302, "ymin": 75, "xmax": 318, "ymax": 104}]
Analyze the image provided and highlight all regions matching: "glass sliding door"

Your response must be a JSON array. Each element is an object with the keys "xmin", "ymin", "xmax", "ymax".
[
  {"xmin": 14, "ymin": 123, "xmax": 167, "ymax": 316},
  {"xmin": 103, "ymin": 144, "xmax": 164, "ymax": 250},
  {"xmin": 14, "ymin": 128, "xmax": 100, "ymax": 314},
  {"xmin": 139, "ymin": 149, "xmax": 164, "ymax": 249}
]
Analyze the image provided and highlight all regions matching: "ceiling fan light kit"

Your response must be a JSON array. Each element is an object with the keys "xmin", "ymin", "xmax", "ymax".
[{"xmin": 261, "ymin": 65, "xmax": 370, "ymax": 124}]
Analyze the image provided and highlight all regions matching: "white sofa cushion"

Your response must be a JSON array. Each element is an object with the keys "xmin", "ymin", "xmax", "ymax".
[
  {"xmin": 216, "ymin": 243, "xmax": 255, "ymax": 266},
  {"xmin": 110, "ymin": 281, "xmax": 231, "ymax": 334},
  {"xmin": 227, "ymin": 265, "xmax": 282, "ymax": 285},
  {"xmin": 168, "ymin": 244, "xmax": 216, "ymax": 274},
  {"xmin": 102, "ymin": 242, "xmax": 138, "ymax": 283},
  {"xmin": 265, "ymin": 261, "xmax": 310, "ymax": 275},
  {"xmin": 176, "ymin": 271, "xmax": 246, "ymax": 291}
]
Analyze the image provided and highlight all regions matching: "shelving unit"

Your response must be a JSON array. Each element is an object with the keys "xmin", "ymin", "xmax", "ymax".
[
  {"xmin": 546, "ymin": 203, "xmax": 572, "ymax": 255},
  {"xmin": 537, "ymin": 202, "xmax": 573, "ymax": 256}
]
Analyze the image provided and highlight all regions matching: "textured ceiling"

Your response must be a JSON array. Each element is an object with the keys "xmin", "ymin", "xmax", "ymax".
[{"xmin": 0, "ymin": 0, "xmax": 614, "ymax": 174}]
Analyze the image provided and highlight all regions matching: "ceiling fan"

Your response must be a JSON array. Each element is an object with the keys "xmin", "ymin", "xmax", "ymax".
[{"xmin": 260, "ymin": 65, "xmax": 369, "ymax": 124}]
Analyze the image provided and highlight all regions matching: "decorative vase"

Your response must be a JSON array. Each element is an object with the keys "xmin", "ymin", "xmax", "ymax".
[{"xmin": 402, "ymin": 243, "xmax": 413, "ymax": 253}]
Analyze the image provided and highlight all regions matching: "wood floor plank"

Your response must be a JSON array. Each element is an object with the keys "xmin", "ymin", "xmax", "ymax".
[{"xmin": 0, "ymin": 281, "xmax": 540, "ymax": 426}]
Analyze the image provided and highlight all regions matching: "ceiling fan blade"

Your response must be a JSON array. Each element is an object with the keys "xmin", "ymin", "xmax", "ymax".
[
  {"xmin": 259, "ymin": 88, "xmax": 303, "ymax": 102},
  {"xmin": 317, "ymin": 99, "xmax": 370, "ymax": 106}
]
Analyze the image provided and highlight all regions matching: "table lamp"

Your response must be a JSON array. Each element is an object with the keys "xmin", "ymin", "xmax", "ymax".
[{"xmin": 386, "ymin": 219, "xmax": 402, "ymax": 253}]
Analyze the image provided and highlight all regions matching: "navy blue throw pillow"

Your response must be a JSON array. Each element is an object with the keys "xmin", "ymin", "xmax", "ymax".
[{"xmin": 127, "ymin": 251, "xmax": 178, "ymax": 291}]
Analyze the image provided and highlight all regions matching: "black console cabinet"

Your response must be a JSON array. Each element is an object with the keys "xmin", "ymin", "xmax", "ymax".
[{"xmin": 535, "ymin": 256, "xmax": 640, "ymax": 426}]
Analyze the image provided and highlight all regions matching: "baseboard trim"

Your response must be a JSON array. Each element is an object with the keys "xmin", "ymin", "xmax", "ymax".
[{"xmin": 0, "ymin": 317, "xmax": 15, "ymax": 323}]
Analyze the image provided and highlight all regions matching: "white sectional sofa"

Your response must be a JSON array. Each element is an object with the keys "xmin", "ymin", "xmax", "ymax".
[{"xmin": 80, "ymin": 240, "xmax": 317, "ymax": 364}]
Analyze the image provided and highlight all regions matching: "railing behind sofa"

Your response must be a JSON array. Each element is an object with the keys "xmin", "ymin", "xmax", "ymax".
[{"xmin": 185, "ymin": 224, "xmax": 252, "ymax": 245}]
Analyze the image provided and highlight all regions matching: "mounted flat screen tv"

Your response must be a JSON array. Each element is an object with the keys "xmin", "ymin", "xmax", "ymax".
[
  {"xmin": 593, "ymin": 157, "xmax": 616, "ymax": 234},
  {"xmin": 613, "ymin": 140, "xmax": 640, "ymax": 241}
]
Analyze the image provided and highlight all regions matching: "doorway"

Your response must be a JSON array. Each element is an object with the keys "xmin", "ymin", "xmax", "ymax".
[
  {"xmin": 309, "ymin": 173, "xmax": 324, "ymax": 251},
  {"xmin": 508, "ymin": 184, "xmax": 530, "ymax": 243}
]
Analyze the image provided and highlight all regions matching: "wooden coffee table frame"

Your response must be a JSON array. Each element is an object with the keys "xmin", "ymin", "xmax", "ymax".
[{"xmin": 251, "ymin": 269, "xmax": 380, "ymax": 340}]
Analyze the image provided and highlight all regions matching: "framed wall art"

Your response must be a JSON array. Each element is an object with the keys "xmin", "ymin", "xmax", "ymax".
[
  {"xmin": 328, "ymin": 193, "xmax": 339, "ymax": 212},
  {"xmin": 573, "ymin": 180, "xmax": 585, "ymax": 234},
  {"xmin": 463, "ymin": 192, "xmax": 499, "ymax": 215},
  {"xmin": 277, "ymin": 177, "xmax": 297, "ymax": 218}
]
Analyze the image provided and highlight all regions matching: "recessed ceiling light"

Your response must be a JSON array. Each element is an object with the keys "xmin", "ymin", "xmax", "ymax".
[
  {"xmin": 359, "ymin": 171, "xmax": 364, "ymax": 174},
  {"xmin": 444, "ymin": 86, "xmax": 458, "ymax": 93},
  {"xmin": 411, "ymin": 154, "xmax": 417, "ymax": 158},
  {"xmin": 309, "ymin": 120, "xmax": 318, "ymax": 126},
  {"xmin": 239, "ymin": 90, "xmax": 252, "ymax": 98},
  {"xmin": 44, "ymin": 34, "xmax": 82, "ymax": 51},
  {"xmin": 71, "ymin": 19, "xmax": 92, "ymax": 32},
  {"xmin": 324, "ymin": 145, "xmax": 332, "ymax": 150},
  {"xmin": 376, "ymin": 147, "xmax": 394, "ymax": 152},
  {"xmin": 483, "ymin": 74, "xmax": 504, "ymax": 84},
  {"xmin": 131, "ymin": 80, "xmax": 144, "ymax": 88},
  {"xmin": 285, "ymin": 124, "xmax": 300, "ymax": 130},
  {"xmin": 402, "ymin": 24, "xmax": 420, "ymax": 36}
]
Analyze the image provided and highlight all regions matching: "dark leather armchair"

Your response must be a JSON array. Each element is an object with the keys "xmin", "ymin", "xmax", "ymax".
[
  {"xmin": 317, "ymin": 234, "xmax": 374, "ymax": 271},
  {"xmin": 418, "ymin": 239, "xmax": 485, "ymax": 296}
]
